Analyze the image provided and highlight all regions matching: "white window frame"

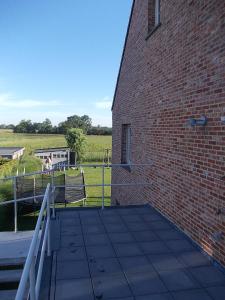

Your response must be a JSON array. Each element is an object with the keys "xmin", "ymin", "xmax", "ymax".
[
  {"xmin": 126, "ymin": 126, "xmax": 131, "ymax": 164},
  {"xmin": 155, "ymin": 0, "xmax": 160, "ymax": 26}
]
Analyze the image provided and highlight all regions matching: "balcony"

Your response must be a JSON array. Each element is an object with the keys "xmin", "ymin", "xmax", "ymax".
[{"xmin": 0, "ymin": 165, "xmax": 225, "ymax": 299}]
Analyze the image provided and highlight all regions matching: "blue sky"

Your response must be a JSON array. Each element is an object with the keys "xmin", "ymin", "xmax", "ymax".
[{"xmin": 0, "ymin": 0, "xmax": 132, "ymax": 127}]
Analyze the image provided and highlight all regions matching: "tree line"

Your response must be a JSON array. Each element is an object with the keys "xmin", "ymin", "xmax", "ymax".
[{"xmin": 0, "ymin": 115, "xmax": 112, "ymax": 135}]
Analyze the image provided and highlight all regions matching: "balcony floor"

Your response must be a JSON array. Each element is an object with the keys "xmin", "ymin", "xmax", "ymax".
[{"xmin": 49, "ymin": 205, "xmax": 225, "ymax": 300}]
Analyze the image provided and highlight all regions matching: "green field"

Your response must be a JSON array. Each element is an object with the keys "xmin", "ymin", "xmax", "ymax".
[{"xmin": 0, "ymin": 129, "xmax": 111, "ymax": 153}]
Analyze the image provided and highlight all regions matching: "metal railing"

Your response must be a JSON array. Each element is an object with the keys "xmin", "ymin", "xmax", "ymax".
[
  {"xmin": 1, "ymin": 163, "xmax": 152, "ymax": 299},
  {"xmin": 15, "ymin": 183, "xmax": 52, "ymax": 300}
]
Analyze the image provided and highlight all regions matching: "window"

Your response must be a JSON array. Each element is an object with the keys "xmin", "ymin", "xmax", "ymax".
[
  {"xmin": 148, "ymin": 0, "xmax": 160, "ymax": 34},
  {"xmin": 121, "ymin": 124, "xmax": 131, "ymax": 164}
]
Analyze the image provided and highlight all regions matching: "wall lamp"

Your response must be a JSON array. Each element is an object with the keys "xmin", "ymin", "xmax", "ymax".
[{"xmin": 188, "ymin": 116, "xmax": 207, "ymax": 127}]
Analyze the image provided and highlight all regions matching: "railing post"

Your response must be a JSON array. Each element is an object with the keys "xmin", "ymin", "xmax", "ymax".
[
  {"xmin": 102, "ymin": 165, "xmax": 105, "ymax": 210},
  {"xmin": 51, "ymin": 171, "xmax": 55, "ymax": 218},
  {"xmin": 29, "ymin": 259, "xmax": 36, "ymax": 300},
  {"xmin": 47, "ymin": 190, "xmax": 51, "ymax": 257},
  {"xmin": 13, "ymin": 177, "xmax": 18, "ymax": 233}
]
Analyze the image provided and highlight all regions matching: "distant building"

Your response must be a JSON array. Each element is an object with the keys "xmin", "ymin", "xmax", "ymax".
[
  {"xmin": 34, "ymin": 147, "xmax": 70, "ymax": 167},
  {"xmin": 0, "ymin": 147, "xmax": 25, "ymax": 160}
]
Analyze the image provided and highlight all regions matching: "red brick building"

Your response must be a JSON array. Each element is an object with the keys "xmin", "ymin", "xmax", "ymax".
[{"xmin": 112, "ymin": 0, "xmax": 225, "ymax": 266}]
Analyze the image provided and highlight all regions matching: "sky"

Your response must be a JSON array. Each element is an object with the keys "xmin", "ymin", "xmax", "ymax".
[{"xmin": 0, "ymin": 0, "xmax": 132, "ymax": 127}]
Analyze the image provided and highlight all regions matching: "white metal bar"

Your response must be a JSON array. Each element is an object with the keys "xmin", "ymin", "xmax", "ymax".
[
  {"xmin": 29, "ymin": 260, "xmax": 36, "ymax": 300},
  {"xmin": 0, "ymin": 163, "xmax": 152, "ymax": 181},
  {"xmin": 47, "ymin": 195, "xmax": 51, "ymax": 257},
  {"xmin": 35, "ymin": 218, "xmax": 49, "ymax": 299},
  {"xmin": 102, "ymin": 166, "xmax": 105, "ymax": 210},
  {"xmin": 13, "ymin": 177, "xmax": 18, "ymax": 232},
  {"xmin": 52, "ymin": 188, "xmax": 56, "ymax": 218},
  {"xmin": 55, "ymin": 183, "xmax": 152, "ymax": 188},
  {"xmin": 0, "ymin": 194, "xmax": 45, "ymax": 206}
]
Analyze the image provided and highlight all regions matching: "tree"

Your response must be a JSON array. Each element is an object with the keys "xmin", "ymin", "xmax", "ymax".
[
  {"xmin": 14, "ymin": 120, "xmax": 35, "ymax": 133},
  {"xmin": 38, "ymin": 118, "xmax": 53, "ymax": 133},
  {"xmin": 60, "ymin": 115, "xmax": 92, "ymax": 134},
  {"xmin": 65, "ymin": 128, "xmax": 87, "ymax": 164}
]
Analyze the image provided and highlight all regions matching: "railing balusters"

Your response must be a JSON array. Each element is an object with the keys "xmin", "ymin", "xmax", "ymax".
[
  {"xmin": 102, "ymin": 165, "xmax": 105, "ymax": 210},
  {"xmin": 13, "ymin": 177, "xmax": 18, "ymax": 232},
  {"xmin": 29, "ymin": 259, "xmax": 36, "ymax": 300}
]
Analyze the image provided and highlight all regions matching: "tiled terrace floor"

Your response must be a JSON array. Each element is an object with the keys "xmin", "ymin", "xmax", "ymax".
[{"xmin": 50, "ymin": 205, "xmax": 225, "ymax": 300}]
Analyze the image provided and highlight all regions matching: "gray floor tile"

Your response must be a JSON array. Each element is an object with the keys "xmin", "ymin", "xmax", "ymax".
[
  {"xmin": 127, "ymin": 271, "xmax": 167, "ymax": 296},
  {"xmin": 148, "ymin": 254, "xmax": 184, "ymax": 271},
  {"xmin": 172, "ymin": 289, "xmax": 212, "ymax": 300},
  {"xmin": 61, "ymin": 218, "xmax": 80, "ymax": 227},
  {"xmin": 101, "ymin": 215, "xmax": 123, "ymax": 224},
  {"xmin": 61, "ymin": 225, "xmax": 82, "ymax": 236},
  {"xmin": 139, "ymin": 241, "xmax": 171, "ymax": 254},
  {"xmin": 79, "ymin": 210, "xmax": 99, "ymax": 217},
  {"xmin": 58, "ymin": 210, "xmax": 79, "ymax": 218},
  {"xmin": 105, "ymin": 223, "xmax": 128, "ymax": 233},
  {"xmin": 134, "ymin": 207, "xmax": 155, "ymax": 215},
  {"xmin": 136, "ymin": 294, "xmax": 173, "ymax": 300},
  {"xmin": 206, "ymin": 286, "xmax": 225, "ymax": 300},
  {"xmin": 57, "ymin": 260, "xmax": 89, "ymax": 280},
  {"xmin": 89, "ymin": 257, "xmax": 122, "ymax": 276},
  {"xmin": 179, "ymin": 251, "xmax": 211, "ymax": 267},
  {"xmin": 189, "ymin": 266, "xmax": 225, "ymax": 287},
  {"xmin": 156, "ymin": 229, "xmax": 184, "ymax": 241},
  {"xmin": 60, "ymin": 235, "xmax": 83, "ymax": 248},
  {"xmin": 165, "ymin": 239, "xmax": 195, "ymax": 253},
  {"xmin": 81, "ymin": 217, "xmax": 101, "ymax": 225},
  {"xmin": 126, "ymin": 222, "xmax": 149, "ymax": 232},
  {"xmin": 108, "ymin": 298, "xmax": 134, "ymax": 300},
  {"xmin": 122, "ymin": 215, "xmax": 143, "ymax": 223},
  {"xmin": 141, "ymin": 213, "xmax": 164, "ymax": 222},
  {"xmin": 83, "ymin": 224, "xmax": 105, "ymax": 234},
  {"xmin": 99, "ymin": 209, "xmax": 118, "ymax": 217},
  {"xmin": 132, "ymin": 230, "xmax": 159, "ymax": 242},
  {"xmin": 54, "ymin": 207, "xmax": 225, "ymax": 300},
  {"xmin": 117, "ymin": 208, "xmax": 136, "ymax": 215},
  {"xmin": 109, "ymin": 232, "xmax": 135, "ymax": 243},
  {"xmin": 84, "ymin": 233, "xmax": 110, "ymax": 246},
  {"xmin": 57, "ymin": 247, "xmax": 86, "ymax": 261},
  {"xmin": 149, "ymin": 221, "xmax": 172, "ymax": 231},
  {"xmin": 86, "ymin": 245, "xmax": 115, "ymax": 259},
  {"xmin": 92, "ymin": 274, "xmax": 132, "ymax": 298},
  {"xmin": 119, "ymin": 256, "xmax": 155, "ymax": 274},
  {"xmin": 114, "ymin": 243, "xmax": 143, "ymax": 257},
  {"xmin": 159, "ymin": 269, "xmax": 199, "ymax": 291},
  {"xmin": 55, "ymin": 278, "xmax": 94, "ymax": 300}
]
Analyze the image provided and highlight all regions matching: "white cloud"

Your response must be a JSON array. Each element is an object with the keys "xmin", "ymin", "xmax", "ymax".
[
  {"xmin": 0, "ymin": 93, "xmax": 61, "ymax": 109},
  {"xmin": 95, "ymin": 97, "xmax": 112, "ymax": 109}
]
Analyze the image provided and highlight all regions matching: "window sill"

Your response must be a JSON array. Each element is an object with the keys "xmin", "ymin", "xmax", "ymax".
[
  {"xmin": 121, "ymin": 164, "xmax": 132, "ymax": 172},
  {"xmin": 145, "ymin": 23, "xmax": 161, "ymax": 41}
]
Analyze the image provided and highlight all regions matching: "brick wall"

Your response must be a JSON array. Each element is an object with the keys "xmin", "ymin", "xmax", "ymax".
[{"xmin": 112, "ymin": 0, "xmax": 225, "ymax": 266}]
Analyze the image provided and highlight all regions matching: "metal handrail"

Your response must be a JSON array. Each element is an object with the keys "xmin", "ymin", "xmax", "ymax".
[
  {"xmin": 15, "ymin": 184, "xmax": 51, "ymax": 300},
  {"xmin": 0, "ymin": 194, "xmax": 45, "ymax": 206},
  {"xmin": 0, "ymin": 163, "xmax": 152, "ymax": 181}
]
